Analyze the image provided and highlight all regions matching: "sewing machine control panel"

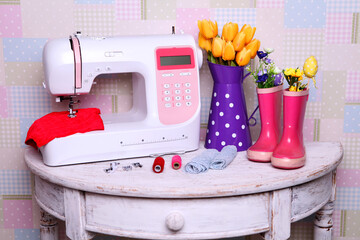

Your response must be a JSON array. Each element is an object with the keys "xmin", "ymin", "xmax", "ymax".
[{"xmin": 156, "ymin": 47, "xmax": 199, "ymax": 125}]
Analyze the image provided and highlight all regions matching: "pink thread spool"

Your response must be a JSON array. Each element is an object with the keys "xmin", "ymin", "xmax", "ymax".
[{"xmin": 172, "ymin": 155, "xmax": 182, "ymax": 170}]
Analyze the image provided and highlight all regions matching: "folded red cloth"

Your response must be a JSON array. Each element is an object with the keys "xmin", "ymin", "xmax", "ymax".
[{"xmin": 25, "ymin": 108, "xmax": 104, "ymax": 149}]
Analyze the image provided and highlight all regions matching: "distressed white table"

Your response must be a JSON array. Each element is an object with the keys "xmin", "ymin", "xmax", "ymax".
[{"xmin": 24, "ymin": 142, "xmax": 343, "ymax": 240}]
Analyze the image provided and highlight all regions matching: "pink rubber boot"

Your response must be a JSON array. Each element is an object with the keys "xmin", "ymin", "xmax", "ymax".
[
  {"xmin": 247, "ymin": 85, "xmax": 283, "ymax": 162},
  {"xmin": 271, "ymin": 89, "xmax": 309, "ymax": 169}
]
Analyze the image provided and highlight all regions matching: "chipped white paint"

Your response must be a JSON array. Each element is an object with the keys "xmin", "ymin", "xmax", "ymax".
[{"xmin": 25, "ymin": 142, "xmax": 343, "ymax": 240}]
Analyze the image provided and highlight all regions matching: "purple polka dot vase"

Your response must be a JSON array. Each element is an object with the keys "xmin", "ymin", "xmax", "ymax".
[{"xmin": 205, "ymin": 61, "xmax": 252, "ymax": 152}]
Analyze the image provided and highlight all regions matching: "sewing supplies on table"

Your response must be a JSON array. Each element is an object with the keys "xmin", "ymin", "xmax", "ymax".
[{"xmin": 35, "ymin": 31, "xmax": 203, "ymax": 166}]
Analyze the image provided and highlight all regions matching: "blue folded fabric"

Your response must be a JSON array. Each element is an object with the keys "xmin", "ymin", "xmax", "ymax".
[
  {"xmin": 210, "ymin": 145, "xmax": 237, "ymax": 170},
  {"xmin": 185, "ymin": 149, "xmax": 219, "ymax": 174}
]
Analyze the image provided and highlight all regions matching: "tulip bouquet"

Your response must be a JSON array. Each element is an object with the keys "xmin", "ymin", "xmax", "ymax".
[
  {"xmin": 246, "ymin": 48, "xmax": 283, "ymax": 88},
  {"xmin": 283, "ymin": 56, "xmax": 318, "ymax": 92},
  {"xmin": 198, "ymin": 20, "xmax": 260, "ymax": 66}
]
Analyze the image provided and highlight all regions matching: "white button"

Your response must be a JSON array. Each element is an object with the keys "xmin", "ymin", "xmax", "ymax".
[
  {"xmin": 175, "ymin": 96, "xmax": 181, "ymax": 101},
  {"xmin": 106, "ymin": 66, "xmax": 111, "ymax": 71},
  {"xmin": 175, "ymin": 89, "xmax": 181, "ymax": 94},
  {"xmin": 165, "ymin": 103, "xmax": 172, "ymax": 108},
  {"xmin": 185, "ymin": 82, "xmax": 191, "ymax": 87},
  {"xmin": 185, "ymin": 89, "xmax": 191, "ymax": 93},
  {"xmin": 180, "ymin": 72, "xmax": 191, "ymax": 76},
  {"xmin": 164, "ymin": 84, "xmax": 170, "ymax": 88},
  {"xmin": 164, "ymin": 97, "xmax": 171, "ymax": 101},
  {"xmin": 186, "ymin": 102, "xmax": 192, "ymax": 106},
  {"xmin": 175, "ymin": 83, "xmax": 181, "ymax": 88},
  {"xmin": 162, "ymin": 73, "xmax": 174, "ymax": 77},
  {"xmin": 96, "ymin": 67, "xmax": 101, "ymax": 72},
  {"xmin": 185, "ymin": 95, "xmax": 191, "ymax": 100},
  {"xmin": 163, "ymin": 90, "xmax": 171, "ymax": 95},
  {"xmin": 175, "ymin": 102, "xmax": 182, "ymax": 107}
]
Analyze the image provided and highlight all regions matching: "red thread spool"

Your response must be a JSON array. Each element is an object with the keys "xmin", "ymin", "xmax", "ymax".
[
  {"xmin": 172, "ymin": 155, "xmax": 182, "ymax": 170},
  {"xmin": 153, "ymin": 157, "xmax": 165, "ymax": 173}
]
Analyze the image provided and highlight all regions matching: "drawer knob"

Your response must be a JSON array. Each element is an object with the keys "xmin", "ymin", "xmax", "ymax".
[{"xmin": 165, "ymin": 211, "xmax": 184, "ymax": 231}]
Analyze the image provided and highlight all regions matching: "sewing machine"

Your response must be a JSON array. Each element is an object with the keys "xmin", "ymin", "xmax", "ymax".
[{"xmin": 41, "ymin": 32, "xmax": 202, "ymax": 166}]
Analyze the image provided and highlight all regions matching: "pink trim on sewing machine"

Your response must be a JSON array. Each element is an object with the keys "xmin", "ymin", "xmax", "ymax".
[
  {"xmin": 71, "ymin": 35, "xmax": 82, "ymax": 90},
  {"xmin": 156, "ymin": 47, "xmax": 195, "ymax": 70}
]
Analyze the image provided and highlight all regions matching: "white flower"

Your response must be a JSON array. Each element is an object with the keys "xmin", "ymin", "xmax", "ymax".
[
  {"xmin": 245, "ymin": 66, "xmax": 251, "ymax": 72},
  {"xmin": 274, "ymin": 66, "xmax": 282, "ymax": 74},
  {"xmin": 264, "ymin": 48, "xmax": 274, "ymax": 54}
]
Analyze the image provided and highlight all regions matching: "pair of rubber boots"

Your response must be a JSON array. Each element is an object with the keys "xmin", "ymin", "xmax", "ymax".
[{"xmin": 247, "ymin": 85, "xmax": 309, "ymax": 169}]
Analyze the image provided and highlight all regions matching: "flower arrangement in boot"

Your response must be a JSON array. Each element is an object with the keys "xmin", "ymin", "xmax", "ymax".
[
  {"xmin": 198, "ymin": 20, "xmax": 260, "ymax": 66},
  {"xmin": 271, "ymin": 56, "xmax": 318, "ymax": 169},
  {"xmin": 246, "ymin": 48, "xmax": 283, "ymax": 88},
  {"xmin": 246, "ymin": 48, "xmax": 284, "ymax": 162}
]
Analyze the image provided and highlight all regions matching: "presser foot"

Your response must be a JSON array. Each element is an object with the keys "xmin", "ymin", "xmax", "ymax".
[{"xmin": 55, "ymin": 96, "xmax": 80, "ymax": 118}]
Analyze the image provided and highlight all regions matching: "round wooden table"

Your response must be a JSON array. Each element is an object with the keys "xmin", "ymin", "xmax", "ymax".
[{"xmin": 24, "ymin": 142, "xmax": 343, "ymax": 240}]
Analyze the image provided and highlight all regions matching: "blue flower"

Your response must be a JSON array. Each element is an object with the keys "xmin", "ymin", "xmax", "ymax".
[
  {"xmin": 274, "ymin": 73, "xmax": 283, "ymax": 86},
  {"xmin": 257, "ymin": 51, "xmax": 268, "ymax": 59},
  {"xmin": 265, "ymin": 58, "xmax": 272, "ymax": 64},
  {"xmin": 257, "ymin": 69, "xmax": 268, "ymax": 83}
]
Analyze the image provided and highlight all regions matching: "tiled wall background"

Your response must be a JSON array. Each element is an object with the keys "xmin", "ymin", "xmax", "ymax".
[{"xmin": 0, "ymin": 0, "xmax": 359, "ymax": 239}]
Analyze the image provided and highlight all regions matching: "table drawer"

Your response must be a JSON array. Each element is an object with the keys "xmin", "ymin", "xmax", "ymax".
[{"xmin": 85, "ymin": 193, "xmax": 270, "ymax": 239}]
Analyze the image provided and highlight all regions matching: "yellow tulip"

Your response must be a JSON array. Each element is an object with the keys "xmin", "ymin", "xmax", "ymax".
[
  {"xmin": 245, "ymin": 38, "xmax": 261, "ymax": 59},
  {"xmin": 222, "ymin": 41, "xmax": 236, "ymax": 61},
  {"xmin": 232, "ymin": 32, "xmax": 246, "ymax": 51},
  {"xmin": 212, "ymin": 37, "xmax": 225, "ymax": 58},
  {"xmin": 240, "ymin": 24, "xmax": 256, "ymax": 44},
  {"xmin": 198, "ymin": 33, "xmax": 212, "ymax": 52},
  {"xmin": 198, "ymin": 19, "xmax": 218, "ymax": 39},
  {"xmin": 222, "ymin": 22, "xmax": 239, "ymax": 42},
  {"xmin": 235, "ymin": 48, "xmax": 251, "ymax": 66}
]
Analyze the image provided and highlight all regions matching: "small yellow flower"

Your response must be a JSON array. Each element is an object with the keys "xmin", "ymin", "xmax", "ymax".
[
  {"xmin": 293, "ymin": 69, "xmax": 304, "ymax": 78},
  {"xmin": 222, "ymin": 41, "xmax": 236, "ymax": 61},
  {"xmin": 198, "ymin": 19, "xmax": 218, "ymax": 39},
  {"xmin": 222, "ymin": 22, "xmax": 239, "ymax": 42},
  {"xmin": 284, "ymin": 68, "xmax": 296, "ymax": 76},
  {"xmin": 212, "ymin": 37, "xmax": 225, "ymax": 58},
  {"xmin": 198, "ymin": 33, "xmax": 212, "ymax": 52},
  {"xmin": 289, "ymin": 86, "xmax": 297, "ymax": 92}
]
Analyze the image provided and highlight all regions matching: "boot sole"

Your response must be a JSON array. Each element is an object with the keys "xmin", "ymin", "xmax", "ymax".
[
  {"xmin": 247, "ymin": 149, "xmax": 272, "ymax": 163},
  {"xmin": 271, "ymin": 156, "xmax": 305, "ymax": 169}
]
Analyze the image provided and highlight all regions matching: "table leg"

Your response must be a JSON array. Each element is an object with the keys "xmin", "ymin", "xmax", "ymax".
[
  {"xmin": 313, "ymin": 201, "xmax": 334, "ymax": 240},
  {"xmin": 40, "ymin": 208, "xmax": 58, "ymax": 240},
  {"xmin": 314, "ymin": 170, "xmax": 336, "ymax": 240}
]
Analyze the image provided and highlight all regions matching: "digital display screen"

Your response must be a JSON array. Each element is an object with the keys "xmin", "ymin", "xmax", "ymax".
[{"xmin": 160, "ymin": 55, "xmax": 191, "ymax": 66}]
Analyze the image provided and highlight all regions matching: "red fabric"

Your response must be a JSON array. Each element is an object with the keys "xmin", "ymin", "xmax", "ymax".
[{"xmin": 25, "ymin": 108, "xmax": 104, "ymax": 149}]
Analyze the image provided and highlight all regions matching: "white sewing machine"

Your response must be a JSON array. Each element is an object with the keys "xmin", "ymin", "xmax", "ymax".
[{"xmin": 41, "ymin": 32, "xmax": 202, "ymax": 166}]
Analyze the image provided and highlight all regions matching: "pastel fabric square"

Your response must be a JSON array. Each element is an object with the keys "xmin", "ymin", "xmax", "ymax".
[
  {"xmin": 14, "ymin": 229, "xmax": 40, "ymax": 240},
  {"xmin": 214, "ymin": 8, "xmax": 256, "ymax": 34},
  {"xmin": 9, "ymin": 86, "xmax": 51, "ymax": 118},
  {"xmin": 0, "ymin": 170, "xmax": 32, "ymax": 195},
  {"xmin": 344, "ymin": 105, "xmax": 360, "ymax": 133},
  {"xmin": 325, "ymin": 13, "xmax": 353, "ymax": 44},
  {"xmin": 0, "ymin": 5, "xmax": 22, "ymax": 37},
  {"xmin": 284, "ymin": 0, "xmax": 326, "ymax": 28},
  {"xmin": 116, "ymin": 0, "xmax": 143, "ymax": 20},
  {"xmin": 0, "ymin": 86, "xmax": 8, "ymax": 118},
  {"xmin": 336, "ymin": 187, "xmax": 360, "ymax": 210},
  {"xmin": 176, "ymin": 8, "xmax": 210, "ymax": 39},
  {"xmin": 2, "ymin": 38, "xmax": 47, "ymax": 62},
  {"xmin": 257, "ymin": 0, "xmax": 284, "ymax": 8},
  {"xmin": 0, "ymin": 118, "xmax": 20, "ymax": 148},
  {"xmin": 3, "ymin": 200, "xmax": 33, "ymax": 229},
  {"xmin": 340, "ymin": 134, "xmax": 360, "ymax": 169},
  {"xmin": 346, "ymin": 71, "xmax": 360, "ymax": 103},
  {"xmin": 327, "ymin": 0, "xmax": 360, "ymax": 13}
]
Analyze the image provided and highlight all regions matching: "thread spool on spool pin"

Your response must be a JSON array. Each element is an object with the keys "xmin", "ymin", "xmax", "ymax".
[
  {"xmin": 172, "ymin": 155, "xmax": 182, "ymax": 170},
  {"xmin": 153, "ymin": 157, "xmax": 165, "ymax": 173}
]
